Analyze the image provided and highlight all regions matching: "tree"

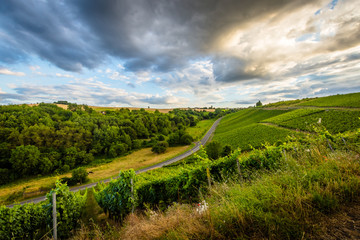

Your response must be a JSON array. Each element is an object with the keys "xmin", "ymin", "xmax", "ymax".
[
  {"xmin": 71, "ymin": 167, "xmax": 89, "ymax": 184},
  {"xmin": 205, "ymin": 141, "xmax": 222, "ymax": 160},
  {"xmin": 151, "ymin": 141, "xmax": 169, "ymax": 154},
  {"xmin": 10, "ymin": 145, "xmax": 41, "ymax": 176},
  {"xmin": 180, "ymin": 133, "xmax": 193, "ymax": 145},
  {"xmin": 256, "ymin": 100, "xmax": 263, "ymax": 107},
  {"xmin": 221, "ymin": 145, "xmax": 232, "ymax": 157}
]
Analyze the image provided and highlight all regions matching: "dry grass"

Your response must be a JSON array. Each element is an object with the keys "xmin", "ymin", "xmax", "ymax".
[
  {"xmin": 120, "ymin": 205, "xmax": 215, "ymax": 240},
  {"xmin": 0, "ymin": 146, "xmax": 189, "ymax": 204}
]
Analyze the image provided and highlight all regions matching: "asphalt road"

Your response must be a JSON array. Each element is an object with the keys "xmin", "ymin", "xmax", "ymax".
[{"xmin": 7, "ymin": 117, "xmax": 222, "ymax": 208}]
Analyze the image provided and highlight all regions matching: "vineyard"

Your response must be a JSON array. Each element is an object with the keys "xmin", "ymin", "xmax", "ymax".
[
  {"xmin": 212, "ymin": 109, "xmax": 297, "ymax": 150},
  {"xmin": 261, "ymin": 108, "xmax": 324, "ymax": 124},
  {"xmin": 297, "ymin": 92, "xmax": 360, "ymax": 108},
  {"xmin": 0, "ymin": 181, "xmax": 86, "ymax": 239},
  {"xmin": 263, "ymin": 92, "xmax": 360, "ymax": 108},
  {"xmin": 264, "ymin": 109, "xmax": 360, "ymax": 134},
  {"xmin": 213, "ymin": 123, "xmax": 298, "ymax": 150}
]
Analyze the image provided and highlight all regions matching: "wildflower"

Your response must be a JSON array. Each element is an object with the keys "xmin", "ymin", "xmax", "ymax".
[{"xmin": 196, "ymin": 200, "xmax": 208, "ymax": 214}]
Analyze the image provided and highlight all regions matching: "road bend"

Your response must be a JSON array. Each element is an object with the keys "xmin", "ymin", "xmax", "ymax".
[{"xmin": 7, "ymin": 117, "xmax": 222, "ymax": 208}]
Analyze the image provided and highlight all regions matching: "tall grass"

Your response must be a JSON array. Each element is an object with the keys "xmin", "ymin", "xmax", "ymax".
[{"xmin": 72, "ymin": 133, "xmax": 360, "ymax": 239}]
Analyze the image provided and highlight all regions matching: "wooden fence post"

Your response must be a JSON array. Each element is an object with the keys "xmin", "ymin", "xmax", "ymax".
[
  {"xmin": 236, "ymin": 158, "xmax": 243, "ymax": 184},
  {"xmin": 326, "ymin": 139, "xmax": 334, "ymax": 152},
  {"xmin": 131, "ymin": 178, "xmax": 134, "ymax": 213},
  {"xmin": 282, "ymin": 149, "xmax": 287, "ymax": 161},
  {"xmin": 52, "ymin": 192, "xmax": 57, "ymax": 240},
  {"xmin": 206, "ymin": 168, "xmax": 211, "ymax": 188}
]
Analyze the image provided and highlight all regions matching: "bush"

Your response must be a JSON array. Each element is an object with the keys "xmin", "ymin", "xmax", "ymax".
[
  {"xmin": 206, "ymin": 141, "xmax": 223, "ymax": 160},
  {"xmin": 221, "ymin": 145, "xmax": 232, "ymax": 157},
  {"xmin": 72, "ymin": 167, "xmax": 89, "ymax": 184},
  {"xmin": 152, "ymin": 141, "xmax": 169, "ymax": 154}
]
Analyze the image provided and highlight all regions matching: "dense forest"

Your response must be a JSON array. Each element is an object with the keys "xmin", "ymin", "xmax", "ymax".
[{"xmin": 0, "ymin": 103, "xmax": 230, "ymax": 185}]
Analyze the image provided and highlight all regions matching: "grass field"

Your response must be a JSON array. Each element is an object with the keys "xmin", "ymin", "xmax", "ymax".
[
  {"xmin": 186, "ymin": 119, "xmax": 216, "ymax": 140},
  {"xmin": 0, "ymin": 145, "xmax": 189, "ymax": 205}
]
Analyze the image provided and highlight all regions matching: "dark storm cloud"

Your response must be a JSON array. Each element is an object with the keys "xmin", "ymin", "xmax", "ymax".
[
  {"xmin": 212, "ymin": 56, "xmax": 263, "ymax": 83},
  {"xmin": 0, "ymin": 0, "xmax": 316, "ymax": 77},
  {"xmin": 0, "ymin": 0, "xmax": 103, "ymax": 71}
]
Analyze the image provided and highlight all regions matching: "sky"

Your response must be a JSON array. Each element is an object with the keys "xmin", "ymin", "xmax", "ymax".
[{"xmin": 0, "ymin": 0, "xmax": 359, "ymax": 108}]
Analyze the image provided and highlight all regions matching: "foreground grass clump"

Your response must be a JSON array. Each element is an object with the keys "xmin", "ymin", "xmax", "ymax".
[{"xmin": 208, "ymin": 150, "xmax": 360, "ymax": 239}]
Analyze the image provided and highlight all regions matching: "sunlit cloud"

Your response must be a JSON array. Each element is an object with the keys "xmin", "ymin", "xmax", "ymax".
[{"xmin": 0, "ymin": 68, "xmax": 25, "ymax": 76}]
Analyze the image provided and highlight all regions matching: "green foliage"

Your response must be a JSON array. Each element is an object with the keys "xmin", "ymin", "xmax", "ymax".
[
  {"xmin": 10, "ymin": 145, "xmax": 41, "ymax": 176},
  {"xmin": 0, "ymin": 203, "xmax": 46, "ymax": 240},
  {"xmin": 208, "ymin": 147, "xmax": 360, "ymax": 239},
  {"xmin": 72, "ymin": 167, "xmax": 89, "ymax": 184},
  {"xmin": 151, "ymin": 141, "xmax": 169, "ymax": 154},
  {"xmin": 221, "ymin": 145, "xmax": 232, "ymax": 157},
  {"xmin": 43, "ymin": 180, "xmax": 87, "ymax": 239},
  {"xmin": 0, "ymin": 180, "xmax": 86, "ymax": 240},
  {"xmin": 0, "ymin": 104, "xmax": 226, "ymax": 185},
  {"xmin": 95, "ymin": 169, "xmax": 136, "ymax": 221},
  {"xmin": 96, "ymin": 146, "xmax": 285, "ymax": 221},
  {"xmin": 256, "ymin": 100, "xmax": 263, "ymax": 107},
  {"xmin": 206, "ymin": 141, "xmax": 223, "ymax": 160},
  {"xmin": 168, "ymin": 130, "xmax": 194, "ymax": 146}
]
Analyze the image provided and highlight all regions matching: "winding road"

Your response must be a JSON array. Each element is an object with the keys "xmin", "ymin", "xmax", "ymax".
[{"xmin": 7, "ymin": 117, "xmax": 222, "ymax": 207}]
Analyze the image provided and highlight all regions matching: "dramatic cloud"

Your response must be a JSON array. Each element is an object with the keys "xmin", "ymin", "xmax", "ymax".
[{"xmin": 0, "ymin": 0, "xmax": 359, "ymax": 106}]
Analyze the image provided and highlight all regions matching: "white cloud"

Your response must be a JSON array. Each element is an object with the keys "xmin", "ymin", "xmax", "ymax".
[
  {"xmin": 0, "ymin": 68, "xmax": 25, "ymax": 76},
  {"xmin": 55, "ymin": 73, "xmax": 74, "ymax": 78},
  {"xmin": 29, "ymin": 65, "xmax": 40, "ymax": 71}
]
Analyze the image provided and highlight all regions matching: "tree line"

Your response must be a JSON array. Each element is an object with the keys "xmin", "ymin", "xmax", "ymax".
[{"xmin": 0, "ymin": 103, "xmax": 231, "ymax": 185}]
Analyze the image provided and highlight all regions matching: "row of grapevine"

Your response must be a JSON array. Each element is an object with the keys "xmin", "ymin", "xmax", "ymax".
[
  {"xmin": 273, "ymin": 110, "xmax": 360, "ymax": 134},
  {"xmin": 297, "ymin": 92, "xmax": 360, "ymax": 108},
  {"xmin": 0, "ymin": 181, "xmax": 86, "ymax": 240},
  {"xmin": 261, "ymin": 108, "xmax": 324, "ymax": 124},
  {"xmin": 213, "ymin": 123, "xmax": 299, "ymax": 151},
  {"xmin": 95, "ymin": 145, "xmax": 285, "ymax": 219}
]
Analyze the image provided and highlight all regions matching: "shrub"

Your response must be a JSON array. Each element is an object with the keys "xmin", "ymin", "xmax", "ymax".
[
  {"xmin": 206, "ymin": 141, "xmax": 223, "ymax": 160},
  {"xmin": 152, "ymin": 141, "xmax": 169, "ymax": 154},
  {"xmin": 71, "ymin": 167, "xmax": 89, "ymax": 184}
]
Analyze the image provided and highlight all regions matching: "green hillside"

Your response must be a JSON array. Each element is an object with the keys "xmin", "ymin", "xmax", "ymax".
[
  {"xmin": 262, "ymin": 108, "xmax": 360, "ymax": 134},
  {"xmin": 264, "ymin": 92, "xmax": 360, "ymax": 108},
  {"xmin": 214, "ymin": 93, "xmax": 360, "ymax": 150},
  {"xmin": 297, "ymin": 92, "xmax": 360, "ymax": 108},
  {"xmin": 213, "ymin": 109, "xmax": 297, "ymax": 150}
]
